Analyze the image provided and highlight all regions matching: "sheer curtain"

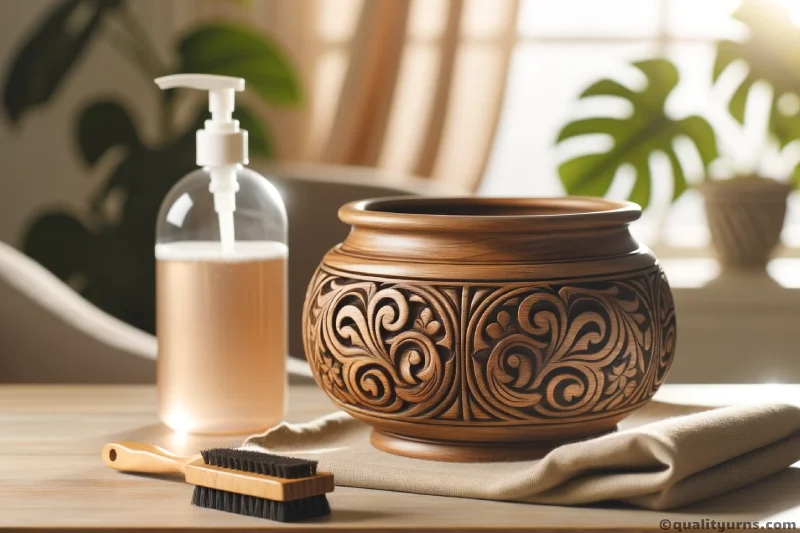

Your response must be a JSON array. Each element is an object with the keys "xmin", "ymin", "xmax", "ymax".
[{"xmin": 169, "ymin": 0, "xmax": 519, "ymax": 191}]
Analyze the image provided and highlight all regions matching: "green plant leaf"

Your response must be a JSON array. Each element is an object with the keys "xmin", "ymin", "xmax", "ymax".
[
  {"xmin": 792, "ymin": 162, "xmax": 800, "ymax": 189},
  {"xmin": 628, "ymin": 156, "xmax": 651, "ymax": 209},
  {"xmin": 664, "ymin": 146, "xmax": 688, "ymax": 199},
  {"xmin": 729, "ymin": 75, "xmax": 756, "ymax": 124},
  {"xmin": 633, "ymin": 59, "xmax": 679, "ymax": 102},
  {"xmin": 3, "ymin": 0, "xmax": 123, "ymax": 123},
  {"xmin": 556, "ymin": 118, "xmax": 628, "ymax": 143},
  {"xmin": 235, "ymin": 104, "xmax": 273, "ymax": 158},
  {"xmin": 581, "ymin": 79, "xmax": 637, "ymax": 100},
  {"xmin": 677, "ymin": 115, "xmax": 719, "ymax": 167},
  {"xmin": 556, "ymin": 59, "xmax": 718, "ymax": 209},
  {"xmin": 23, "ymin": 211, "xmax": 92, "ymax": 281},
  {"xmin": 89, "ymin": 151, "xmax": 139, "ymax": 221},
  {"xmin": 712, "ymin": 40, "xmax": 741, "ymax": 82},
  {"xmin": 77, "ymin": 100, "xmax": 140, "ymax": 165},
  {"xmin": 177, "ymin": 24, "xmax": 302, "ymax": 107},
  {"xmin": 770, "ymin": 103, "xmax": 800, "ymax": 149},
  {"xmin": 713, "ymin": 0, "xmax": 800, "ymax": 145},
  {"xmin": 559, "ymin": 154, "xmax": 618, "ymax": 198}
]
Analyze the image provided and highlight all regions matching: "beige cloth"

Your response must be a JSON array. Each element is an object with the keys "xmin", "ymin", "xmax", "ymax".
[{"xmin": 245, "ymin": 402, "xmax": 800, "ymax": 511}]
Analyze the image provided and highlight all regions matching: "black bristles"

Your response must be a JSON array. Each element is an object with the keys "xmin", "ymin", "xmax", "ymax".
[
  {"xmin": 192, "ymin": 486, "xmax": 331, "ymax": 522},
  {"xmin": 200, "ymin": 448, "xmax": 318, "ymax": 479},
  {"xmin": 194, "ymin": 448, "xmax": 329, "ymax": 521}
]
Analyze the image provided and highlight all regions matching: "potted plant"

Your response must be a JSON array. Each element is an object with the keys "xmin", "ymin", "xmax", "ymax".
[
  {"xmin": 2, "ymin": 0, "xmax": 302, "ymax": 332},
  {"xmin": 556, "ymin": 0, "xmax": 799, "ymax": 271}
]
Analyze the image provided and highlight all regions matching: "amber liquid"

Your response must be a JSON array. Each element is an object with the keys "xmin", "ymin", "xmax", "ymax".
[{"xmin": 156, "ymin": 242, "xmax": 287, "ymax": 434}]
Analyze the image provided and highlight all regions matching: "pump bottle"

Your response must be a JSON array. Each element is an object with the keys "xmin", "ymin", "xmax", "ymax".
[{"xmin": 153, "ymin": 74, "xmax": 287, "ymax": 434}]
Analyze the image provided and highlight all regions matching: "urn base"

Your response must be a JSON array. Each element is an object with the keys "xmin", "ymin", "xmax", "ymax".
[{"xmin": 370, "ymin": 426, "xmax": 618, "ymax": 462}]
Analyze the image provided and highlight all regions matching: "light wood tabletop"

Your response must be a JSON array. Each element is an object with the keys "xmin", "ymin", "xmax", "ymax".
[{"xmin": 2, "ymin": 383, "xmax": 799, "ymax": 532}]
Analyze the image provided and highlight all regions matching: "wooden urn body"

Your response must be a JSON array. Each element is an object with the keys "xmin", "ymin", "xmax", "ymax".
[{"xmin": 302, "ymin": 197, "xmax": 676, "ymax": 462}]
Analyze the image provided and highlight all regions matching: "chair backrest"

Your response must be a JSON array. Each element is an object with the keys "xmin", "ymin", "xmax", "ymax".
[{"xmin": 0, "ymin": 163, "xmax": 445, "ymax": 383}]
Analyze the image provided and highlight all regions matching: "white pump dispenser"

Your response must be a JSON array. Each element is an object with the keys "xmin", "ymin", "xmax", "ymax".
[{"xmin": 155, "ymin": 74, "xmax": 248, "ymax": 254}]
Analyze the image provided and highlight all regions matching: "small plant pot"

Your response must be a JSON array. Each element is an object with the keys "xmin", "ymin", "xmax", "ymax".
[{"xmin": 701, "ymin": 177, "xmax": 792, "ymax": 272}]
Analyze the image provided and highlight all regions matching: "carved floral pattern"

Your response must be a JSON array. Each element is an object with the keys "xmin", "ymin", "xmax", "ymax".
[{"xmin": 303, "ymin": 267, "xmax": 675, "ymax": 424}]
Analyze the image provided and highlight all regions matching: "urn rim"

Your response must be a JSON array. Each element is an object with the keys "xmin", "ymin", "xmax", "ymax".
[{"xmin": 339, "ymin": 196, "xmax": 640, "ymax": 233}]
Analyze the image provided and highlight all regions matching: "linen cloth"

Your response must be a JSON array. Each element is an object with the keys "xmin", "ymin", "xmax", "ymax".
[{"xmin": 245, "ymin": 401, "xmax": 800, "ymax": 510}]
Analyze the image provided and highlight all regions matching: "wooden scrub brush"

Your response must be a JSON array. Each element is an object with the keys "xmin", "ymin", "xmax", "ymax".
[{"xmin": 103, "ymin": 442, "xmax": 333, "ymax": 522}]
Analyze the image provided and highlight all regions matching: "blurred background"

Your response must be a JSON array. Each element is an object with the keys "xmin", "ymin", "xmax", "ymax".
[{"xmin": 1, "ymin": 0, "xmax": 799, "ymax": 384}]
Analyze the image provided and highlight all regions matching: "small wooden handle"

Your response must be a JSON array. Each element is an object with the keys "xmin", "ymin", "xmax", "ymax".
[{"xmin": 102, "ymin": 442, "xmax": 200, "ymax": 475}]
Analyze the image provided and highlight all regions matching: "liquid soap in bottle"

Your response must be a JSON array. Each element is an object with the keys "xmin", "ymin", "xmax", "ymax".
[{"xmin": 153, "ymin": 74, "xmax": 287, "ymax": 434}]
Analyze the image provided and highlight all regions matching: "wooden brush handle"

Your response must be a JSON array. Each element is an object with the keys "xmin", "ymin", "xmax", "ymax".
[{"xmin": 102, "ymin": 442, "xmax": 201, "ymax": 475}]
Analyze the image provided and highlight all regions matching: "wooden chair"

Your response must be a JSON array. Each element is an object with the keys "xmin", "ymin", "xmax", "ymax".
[{"xmin": 0, "ymin": 163, "xmax": 451, "ymax": 383}]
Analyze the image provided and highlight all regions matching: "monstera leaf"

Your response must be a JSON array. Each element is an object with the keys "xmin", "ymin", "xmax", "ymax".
[
  {"xmin": 714, "ymin": 0, "xmax": 800, "ymax": 148},
  {"xmin": 77, "ymin": 100, "xmax": 141, "ymax": 165},
  {"xmin": 23, "ymin": 212, "xmax": 93, "ymax": 282},
  {"xmin": 178, "ymin": 24, "xmax": 302, "ymax": 106},
  {"xmin": 556, "ymin": 59, "xmax": 718, "ymax": 209},
  {"xmin": 3, "ymin": 0, "xmax": 123, "ymax": 123}
]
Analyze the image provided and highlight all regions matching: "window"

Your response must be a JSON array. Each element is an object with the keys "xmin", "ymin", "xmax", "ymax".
[{"xmin": 481, "ymin": 0, "xmax": 800, "ymax": 253}]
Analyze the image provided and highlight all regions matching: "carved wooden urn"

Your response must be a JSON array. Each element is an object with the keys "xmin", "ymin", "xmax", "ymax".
[{"xmin": 302, "ymin": 197, "xmax": 676, "ymax": 462}]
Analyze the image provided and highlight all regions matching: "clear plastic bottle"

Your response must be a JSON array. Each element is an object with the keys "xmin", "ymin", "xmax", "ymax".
[{"xmin": 153, "ymin": 75, "xmax": 287, "ymax": 434}]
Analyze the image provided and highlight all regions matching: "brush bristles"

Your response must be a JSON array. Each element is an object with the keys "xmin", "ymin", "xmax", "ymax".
[
  {"xmin": 192, "ymin": 486, "xmax": 331, "ymax": 522},
  {"xmin": 195, "ymin": 448, "xmax": 329, "ymax": 522},
  {"xmin": 201, "ymin": 448, "xmax": 317, "ymax": 479}
]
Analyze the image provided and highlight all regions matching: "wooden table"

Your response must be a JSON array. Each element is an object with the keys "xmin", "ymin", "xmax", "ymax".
[{"xmin": 2, "ymin": 384, "xmax": 799, "ymax": 532}]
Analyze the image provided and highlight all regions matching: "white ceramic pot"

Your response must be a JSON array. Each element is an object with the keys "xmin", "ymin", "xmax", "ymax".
[{"xmin": 701, "ymin": 177, "xmax": 792, "ymax": 271}]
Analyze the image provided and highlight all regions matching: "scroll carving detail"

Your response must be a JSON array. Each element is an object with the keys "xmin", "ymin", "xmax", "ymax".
[{"xmin": 303, "ymin": 267, "xmax": 675, "ymax": 425}]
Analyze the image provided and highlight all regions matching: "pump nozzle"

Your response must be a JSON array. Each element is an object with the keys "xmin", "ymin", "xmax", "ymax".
[
  {"xmin": 155, "ymin": 74, "xmax": 249, "ymax": 255},
  {"xmin": 156, "ymin": 74, "xmax": 244, "ymax": 124}
]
